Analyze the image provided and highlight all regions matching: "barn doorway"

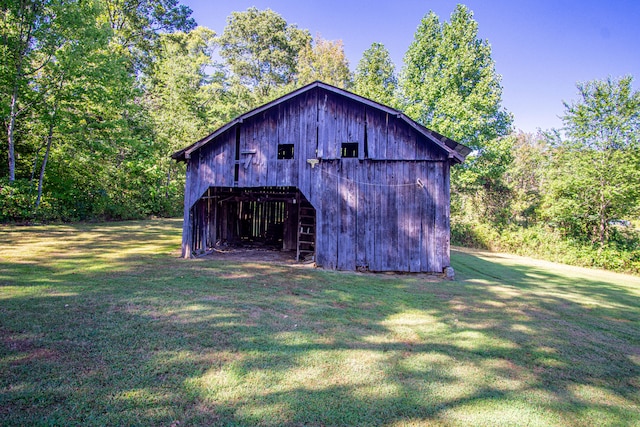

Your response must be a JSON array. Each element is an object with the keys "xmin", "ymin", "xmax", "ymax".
[{"xmin": 189, "ymin": 186, "xmax": 315, "ymax": 261}]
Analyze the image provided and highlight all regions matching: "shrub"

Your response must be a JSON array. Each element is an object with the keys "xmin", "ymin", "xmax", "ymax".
[
  {"xmin": 451, "ymin": 218, "xmax": 640, "ymax": 275},
  {"xmin": 0, "ymin": 178, "xmax": 35, "ymax": 223}
]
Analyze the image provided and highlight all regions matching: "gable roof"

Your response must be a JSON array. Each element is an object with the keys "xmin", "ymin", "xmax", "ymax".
[{"xmin": 172, "ymin": 81, "xmax": 471, "ymax": 163}]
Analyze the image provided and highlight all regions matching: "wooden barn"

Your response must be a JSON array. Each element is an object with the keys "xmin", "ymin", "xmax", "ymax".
[{"xmin": 172, "ymin": 81, "xmax": 470, "ymax": 273}]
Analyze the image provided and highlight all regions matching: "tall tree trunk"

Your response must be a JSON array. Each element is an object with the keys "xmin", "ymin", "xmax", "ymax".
[
  {"xmin": 30, "ymin": 142, "xmax": 42, "ymax": 183},
  {"xmin": 36, "ymin": 118, "xmax": 55, "ymax": 209},
  {"xmin": 7, "ymin": 75, "xmax": 22, "ymax": 182},
  {"xmin": 36, "ymin": 74, "xmax": 64, "ymax": 210},
  {"xmin": 6, "ymin": 0, "xmax": 37, "ymax": 182},
  {"xmin": 7, "ymin": 82, "xmax": 20, "ymax": 182}
]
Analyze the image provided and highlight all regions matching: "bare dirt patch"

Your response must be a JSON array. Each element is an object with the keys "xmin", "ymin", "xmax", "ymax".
[{"xmin": 197, "ymin": 245, "xmax": 301, "ymax": 265}]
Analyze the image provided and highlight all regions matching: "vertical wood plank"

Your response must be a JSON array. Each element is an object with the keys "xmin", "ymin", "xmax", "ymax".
[
  {"xmin": 309, "ymin": 156, "xmax": 324, "ymax": 261},
  {"xmin": 289, "ymin": 96, "xmax": 301, "ymax": 187},
  {"xmin": 337, "ymin": 160, "xmax": 357, "ymax": 270},
  {"xmin": 416, "ymin": 134, "xmax": 448, "ymax": 160},
  {"xmin": 381, "ymin": 161, "xmax": 398, "ymax": 270},
  {"xmin": 386, "ymin": 116, "xmax": 400, "ymax": 161},
  {"xmin": 237, "ymin": 120, "xmax": 249, "ymax": 187},
  {"xmin": 372, "ymin": 161, "xmax": 385, "ymax": 271},
  {"xmin": 364, "ymin": 161, "xmax": 377, "ymax": 270},
  {"xmin": 371, "ymin": 161, "xmax": 381, "ymax": 271},
  {"xmin": 365, "ymin": 107, "xmax": 386, "ymax": 159},
  {"xmin": 275, "ymin": 103, "xmax": 285, "ymax": 186},
  {"xmin": 275, "ymin": 100, "xmax": 298, "ymax": 187},
  {"xmin": 326, "ymin": 94, "xmax": 338, "ymax": 159},
  {"xmin": 401, "ymin": 120, "xmax": 418, "ymax": 160},
  {"xmin": 181, "ymin": 160, "xmax": 193, "ymax": 257},
  {"xmin": 445, "ymin": 160, "xmax": 451, "ymax": 267},
  {"xmin": 317, "ymin": 160, "xmax": 338, "ymax": 269},
  {"xmin": 421, "ymin": 162, "xmax": 435, "ymax": 272},
  {"xmin": 439, "ymin": 161, "xmax": 451, "ymax": 268},
  {"xmin": 408, "ymin": 162, "xmax": 421, "ymax": 272},
  {"xmin": 356, "ymin": 160, "xmax": 368, "ymax": 270},
  {"xmin": 264, "ymin": 110, "xmax": 278, "ymax": 186},
  {"xmin": 219, "ymin": 130, "xmax": 232, "ymax": 187},
  {"xmin": 396, "ymin": 161, "xmax": 410, "ymax": 272},
  {"xmin": 299, "ymin": 87, "xmax": 316, "ymax": 198},
  {"xmin": 317, "ymin": 91, "xmax": 328, "ymax": 159}
]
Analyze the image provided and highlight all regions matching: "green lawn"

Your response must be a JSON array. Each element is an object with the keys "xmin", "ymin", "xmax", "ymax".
[{"xmin": 1, "ymin": 219, "xmax": 639, "ymax": 426}]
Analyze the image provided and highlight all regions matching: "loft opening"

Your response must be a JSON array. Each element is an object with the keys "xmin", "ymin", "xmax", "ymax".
[
  {"xmin": 278, "ymin": 144, "xmax": 295, "ymax": 159},
  {"xmin": 341, "ymin": 142, "xmax": 358, "ymax": 158}
]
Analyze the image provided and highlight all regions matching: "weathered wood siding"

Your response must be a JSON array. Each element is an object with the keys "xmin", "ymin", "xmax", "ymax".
[
  {"xmin": 301, "ymin": 159, "xmax": 450, "ymax": 272},
  {"xmin": 182, "ymin": 86, "xmax": 454, "ymax": 272}
]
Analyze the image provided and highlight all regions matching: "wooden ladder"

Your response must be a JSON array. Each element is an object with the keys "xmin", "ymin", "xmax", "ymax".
[{"xmin": 296, "ymin": 197, "xmax": 316, "ymax": 262}]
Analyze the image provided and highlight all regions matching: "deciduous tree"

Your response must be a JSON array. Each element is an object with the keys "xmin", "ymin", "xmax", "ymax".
[
  {"xmin": 297, "ymin": 36, "xmax": 351, "ymax": 88},
  {"xmin": 218, "ymin": 7, "xmax": 310, "ymax": 100},
  {"xmin": 144, "ymin": 26, "xmax": 223, "ymax": 212},
  {"xmin": 544, "ymin": 76, "xmax": 640, "ymax": 245},
  {"xmin": 353, "ymin": 42, "xmax": 397, "ymax": 107},
  {"xmin": 400, "ymin": 5, "xmax": 511, "ymax": 149},
  {"xmin": 104, "ymin": 0, "xmax": 196, "ymax": 72},
  {"xmin": 2, "ymin": 0, "xmax": 63, "ymax": 182}
]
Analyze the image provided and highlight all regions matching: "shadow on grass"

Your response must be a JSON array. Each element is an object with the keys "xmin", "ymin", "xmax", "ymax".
[{"xmin": 1, "ymin": 221, "xmax": 639, "ymax": 425}]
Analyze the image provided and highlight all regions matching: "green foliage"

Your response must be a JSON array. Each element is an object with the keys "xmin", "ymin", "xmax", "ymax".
[
  {"xmin": 450, "ymin": 220, "xmax": 493, "ymax": 249},
  {"xmin": 453, "ymin": 135, "xmax": 515, "ymax": 225},
  {"xmin": 0, "ymin": 178, "xmax": 34, "ymax": 222},
  {"xmin": 450, "ymin": 77, "xmax": 640, "ymax": 272},
  {"xmin": 504, "ymin": 132, "xmax": 547, "ymax": 226},
  {"xmin": 401, "ymin": 4, "xmax": 514, "ymax": 240},
  {"xmin": 543, "ymin": 76, "xmax": 640, "ymax": 244},
  {"xmin": 353, "ymin": 42, "xmax": 398, "ymax": 106},
  {"xmin": 143, "ymin": 27, "xmax": 222, "ymax": 215},
  {"xmin": 105, "ymin": 0, "xmax": 196, "ymax": 72},
  {"xmin": 1, "ymin": 0, "xmax": 72, "ymax": 181},
  {"xmin": 297, "ymin": 36, "xmax": 351, "ymax": 88},
  {"xmin": 218, "ymin": 7, "xmax": 311, "ymax": 99},
  {"xmin": 1, "ymin": 0, "xmax": 198, "ymax": 222},
  {"xmin": 451, "ymin": 220, "xmax": 640, "ymax": 274},
  {"xmin": 452, "ymin": 118, "xmax": 640, "ymax": 274},
  {"xmin": 400, "ymin": 5, "xmax": 512, "ymax": 149}
]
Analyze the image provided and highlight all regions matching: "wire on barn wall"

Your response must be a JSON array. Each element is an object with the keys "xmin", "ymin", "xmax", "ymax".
[{"xmin": 318, "ymin": 168, "xmax": 425, "ymax": 188}]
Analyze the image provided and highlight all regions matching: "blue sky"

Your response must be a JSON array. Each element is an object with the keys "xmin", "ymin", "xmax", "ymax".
[{"xmin": 181, "ymin": 0, "xmax": 640, "ymax": 133}]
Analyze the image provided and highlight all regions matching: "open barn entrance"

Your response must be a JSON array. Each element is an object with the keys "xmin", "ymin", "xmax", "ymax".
[{"xmin": 188, "ymin": 186, "xmax": 315, "ymax": 261}]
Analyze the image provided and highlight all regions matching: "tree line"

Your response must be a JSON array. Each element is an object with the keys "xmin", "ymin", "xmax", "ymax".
[{"xmin": 2, "ymin": 2, "xmax": 639, "ymax": 271}]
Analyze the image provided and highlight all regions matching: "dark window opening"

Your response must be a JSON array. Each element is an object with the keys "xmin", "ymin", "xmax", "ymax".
[
  {"xmin": 278, "ymin": 144, "xmax": 295, "ymax": 159},
  {"xmin": 234, "ymin": 163, "xmax": 239, "ymax": 184},
  {"xmin": 341, "ymin": 142, "xmax": 359, "ymax": 158}
]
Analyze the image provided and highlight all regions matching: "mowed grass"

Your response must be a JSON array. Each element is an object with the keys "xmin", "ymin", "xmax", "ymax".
[{"xmin": 1, "ymin": 219, "xmax": 639, "ymax": 426}]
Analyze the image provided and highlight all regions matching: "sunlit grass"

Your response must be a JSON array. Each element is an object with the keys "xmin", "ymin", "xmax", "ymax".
[{"xmin": 1, "ymin": 219, "xmax": 639, "ymax": 426}]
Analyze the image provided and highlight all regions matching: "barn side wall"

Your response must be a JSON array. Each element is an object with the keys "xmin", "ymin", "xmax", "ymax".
[{"xmin": 180, "ymin": 87, "xmax": 453, "ymax": 272}]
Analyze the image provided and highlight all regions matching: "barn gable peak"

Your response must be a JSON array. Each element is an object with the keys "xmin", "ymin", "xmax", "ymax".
[{"xmin": 171, "ymin": 81, "xmax": 470, "ymax": 163}]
